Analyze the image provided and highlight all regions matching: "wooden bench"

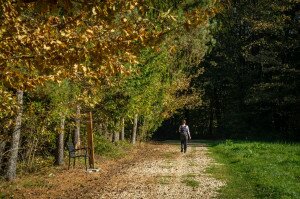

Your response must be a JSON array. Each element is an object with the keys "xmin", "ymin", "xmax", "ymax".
[{"xmin": 66, "ymin": 142, "xmax": 88, "ymax": 170}]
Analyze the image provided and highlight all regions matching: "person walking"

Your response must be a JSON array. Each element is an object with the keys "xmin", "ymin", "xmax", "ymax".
[{"xmin": 179, "ymin": 120, "xmax": 191, "ymax": 153}]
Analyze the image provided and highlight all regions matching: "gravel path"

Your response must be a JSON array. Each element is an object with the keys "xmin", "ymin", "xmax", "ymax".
[
  {"xmin": 92, "ymin": 142, "xmax": 225, "ymax": 199},
  {"xmin": 2, "ymin": 142, "xmax": 224, "ymax": 199}
]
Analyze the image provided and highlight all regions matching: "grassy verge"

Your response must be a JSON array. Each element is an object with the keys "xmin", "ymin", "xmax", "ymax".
[
  {"xmin": 94, "ymin": 135, "xmax": 132, "ymax": 158},
  {"xmin": 207, "ymin": 140, "xmax": 300, "ymax": 199},
  {"xmin": 0, "ymin": 136, "xmax": 133, "ymax": 198}
]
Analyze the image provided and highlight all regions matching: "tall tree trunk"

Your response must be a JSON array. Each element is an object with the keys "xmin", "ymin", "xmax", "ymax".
[
  {"xmin": 0, "ymin": 141, "xmax": 7, "ymax": 173},
  {"xmin": 6, "ymin": 90, "xmax": 23, "ymax": 181},
  {"xmin": 103, "ymin": 121, "xmax": 110, "ymax": 140},
  {"xmin": 140, "ymin": 118, "xmax": 147, "ymax": 142},
  {"xmin": 112, "ymin": 121, "xmax": 119, "ymax": 142},
  {"xmin": 132, "ymin": 114, "xmax": 138, "ymax": 144},
  {"xmin": 113, "ymin": 130, "xmax": 119, "ymax": 142},
  {"xmin": 74, "ymin": 105, "xmax": 81, "ymax": 148},
  {"xmin": 55, "ymin": 117, "xmax": 65, "ymax": 165},
  {"xmin": 208, "ymin": 101, "xmax": 213, "ymax": 135},
  {"xmin": 120, "ymin": 117, "xmax": 125, "ymax": 141}
]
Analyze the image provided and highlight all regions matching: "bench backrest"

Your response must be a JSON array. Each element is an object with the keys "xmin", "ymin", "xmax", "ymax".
[{"xmin": 67, "ymin": 142, "xmax": 76, "ymax": 157}]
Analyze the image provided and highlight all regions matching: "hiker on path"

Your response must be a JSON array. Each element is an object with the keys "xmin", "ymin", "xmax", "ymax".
[{"xmin": 179, "ymin": 120, "xmax": 191, "ymax": 153}]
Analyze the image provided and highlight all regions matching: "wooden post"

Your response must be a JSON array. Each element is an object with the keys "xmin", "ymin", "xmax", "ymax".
[
  {"xmin": 74, "ymin": 105, "xmax": 81, "ymax": 148},
  {"xmin": 87, "ymin": 112, "xmax": 95, "ymax": 169}
]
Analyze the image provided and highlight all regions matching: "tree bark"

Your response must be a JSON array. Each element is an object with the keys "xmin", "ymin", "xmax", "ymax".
[
  {"xmin": 140, "ymin": 118, "xmax": 147, "ymax": 142},
  {"xmin": 74, "ymin": 105, "xmax": 81, "ymax": 148},
  {"xmin": 0, "ymin": 141, "xmax": 7, "ymax": 172},
  {"xmin": 112, "ymin": 121, "xmax": 119, "ymax": 142},
  {"xmin": 113, "ymin": 130, "xmax": 119, "ymax": 142},
  {"xmin": 120, "ymin": 117, "xmax": 125, "ymax": 141},
  {"xmin": 208, "ymin": 101, "xmax": 213, "ymax": 135},
  {"xmin": 55, "ymin": 117, "xmax": 65, "ymax": 165},
  {"xmin": 132, "ymin": 114, "xmax": 138, "ymax": 144},
  {"xmin": 6, "ymin": 90, "xmax": 23, "ymax": 181}
]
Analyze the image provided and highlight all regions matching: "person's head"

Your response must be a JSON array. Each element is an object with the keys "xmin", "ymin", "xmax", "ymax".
[{"xmin": 182, "ymin": 119, "xmax": 186, "ymax": 125}]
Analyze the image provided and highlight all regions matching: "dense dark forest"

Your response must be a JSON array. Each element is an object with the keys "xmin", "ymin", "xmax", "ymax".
[{"xmin": 155, "ymin": 0, "xmax": 300, "ymax": 141}]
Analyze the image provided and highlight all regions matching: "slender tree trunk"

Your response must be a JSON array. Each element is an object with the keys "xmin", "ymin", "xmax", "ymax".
[
  {"xmin": 74, "ymin": 105, "xmax": 81, "ymax": 148},
  {"xmin": 132, "ymin": 114, "xmax": 138, "ymax": 144},
  {"xmin": 140, "ymin": 118, "xmax": 147, "ymax": 142},
  {"xmin": 0, "ymin": 141, "xmax": 7, "ymax": 172},
  {"xmin": 208, "ymin": 102, "xmax": 213, "ymax": 135},
  {"xmin": 112, "ymin": 121, "xmax": 119, "ymax": 142},
  {"xmin": 6, "ymin": 90, "xmax": 23, "ymax": 181},
  {"xmin": 103, "ymin": 121, "xmax": 110, "ymax": 140},
  {"xmin": 113, "ymin": 130, "xmax": 119, "ymax": 142},
  {"xmin": 55, "ymin": 117, "xmax": 65, "ymax": 165},
  {"xmin": 120, "ymin": 117, "xmax": 125, "ymax": 141}
]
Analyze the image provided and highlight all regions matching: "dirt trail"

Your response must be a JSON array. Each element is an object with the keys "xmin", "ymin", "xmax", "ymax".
[
  {"xmin": 68, "ymin": 142, "xmax": 225, "ymax": 199},
  {"xmin": 3, "ymin": 142, "xmax": 224, "ymax": 199}
]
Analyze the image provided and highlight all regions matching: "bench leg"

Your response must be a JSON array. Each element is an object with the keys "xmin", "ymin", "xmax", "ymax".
[
  {"xmin": 68, "ymin": 156, "xmax": 71, "ymax": 170},
  {"xmin": 73, "ymin": 158, "xmax": 75, "ymax": 168},
  {"xmin": 85, "ymin": 157, "xmax": 87, "ymax": 171}
]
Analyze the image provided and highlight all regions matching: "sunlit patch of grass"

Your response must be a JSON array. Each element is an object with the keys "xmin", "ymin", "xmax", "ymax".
[
  {"xmin": 207, "ymin": 140, "xmax": 300, "ymax": 199},
  {"xmin": 22, "ymin": 178, "xmax": 53, "ymax": 189},
  {"xmin": 181, "ymin": 178, "xmax": 199, "ymax": 188},
  {"xmin": 181, "ymin": 173, "xmax": 200, "ymax": 188},
  {"xmin": 157, "ymin": 175, "xmax": 173, "ymax": 185},
  {"xmin": 183, "ymin": 173, "xmax": 197, "ymax": 178},
  {"xmin": 0, "ymin": 192, "xmax": 6, "ymax": 199},
  {"xmin": 94, "ymin": 135, "xmax": 132, "ymax": 159},
  {"xmin": 162, "ymin": 151, "xmax": 177, "ymax": 159}
]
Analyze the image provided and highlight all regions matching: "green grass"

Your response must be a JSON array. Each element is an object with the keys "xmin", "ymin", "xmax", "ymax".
[
  {"xmin": 181, "ymin": 178, "xmax": 199, "ymax": 188},
  {"xmin": 94, "ymin": 135, "xmax": 132, "ymax": 158},
  {"xmin": 181, "ymin": 172, "xmax": 200, "ymax": 188},
  {"xmin": 162, "ymin": 151, "xmax": 177, "ymax": 159},
  {"xmin": 22, "ymin": 178, "xmax": 52, "ymax": 189},
  {"xmin": 0, "ymin": 192, "xmax": 6, "ymax": 199},
  {"xmin": 208, "ymin": 140, "xmax": 300, "ymax": 199},
  {"xmin": 183, "ymin": 173, "xmax": 197, "ymax": 178},
  {"xmin": 157, "ymin": 175, "xmax": 173, "ymax": 185}
]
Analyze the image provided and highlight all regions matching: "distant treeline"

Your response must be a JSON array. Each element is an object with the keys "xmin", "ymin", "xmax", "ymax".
[{"xmin": 154, "ymin": 0, "xmax": 300, "ymax": 141}]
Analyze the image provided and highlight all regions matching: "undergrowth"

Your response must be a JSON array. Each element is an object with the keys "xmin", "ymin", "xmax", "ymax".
[{"xmin": 94, "ymin": 134, "xmax": 132, "ymax": 158}]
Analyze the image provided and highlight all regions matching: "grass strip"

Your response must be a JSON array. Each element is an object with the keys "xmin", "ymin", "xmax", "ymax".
[{"xmin": 207, "ymin": 140, "xmax": 300, "ymax": 199}]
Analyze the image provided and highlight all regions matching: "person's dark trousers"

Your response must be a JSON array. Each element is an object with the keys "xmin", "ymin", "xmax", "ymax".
[{"xmin": 180, "ymin": 134, "xmax": 188, "ymax": 153}]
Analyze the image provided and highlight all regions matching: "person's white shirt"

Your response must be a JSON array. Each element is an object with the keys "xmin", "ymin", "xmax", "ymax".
[{"xmin": 179, "ymin": 124, "xmax": 191, "ymax": 139}]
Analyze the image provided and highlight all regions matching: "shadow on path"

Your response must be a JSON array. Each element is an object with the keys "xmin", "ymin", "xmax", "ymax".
[{"xmin": 153, "ymin": 139, "xmax": 220, "ymax": 147}]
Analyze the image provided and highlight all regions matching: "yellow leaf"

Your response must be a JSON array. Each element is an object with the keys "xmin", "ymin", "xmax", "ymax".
[
  {"xmin": 56, "ymin": 40, "xmax": 63, "ymax": 45},
  {"xmin": 86, "ymin": 29, "xmax": 94, "ymax": 34},
  {"xmin": 123, "ymin": 30, "xmax": 129, "ymax": 36},
  {"xmin": 92, "ymin": 7, "xmax": 97, "ymax": 15},
  {"xmin": 43, "ymin": 45, "xmax": 51, "ymax": 50},
  {"xmin": 17, "ymin": 35, "xmax": 26, "ymax": 40}
]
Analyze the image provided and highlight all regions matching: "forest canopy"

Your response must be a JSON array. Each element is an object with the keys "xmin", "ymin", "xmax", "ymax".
[
  {"xmin": 155, "ymin": 0, "xmax": 299, "ymax": 141},
  {"xmin": 0, "ymin": 0, "xmax": 220, "ymax": 180}
]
